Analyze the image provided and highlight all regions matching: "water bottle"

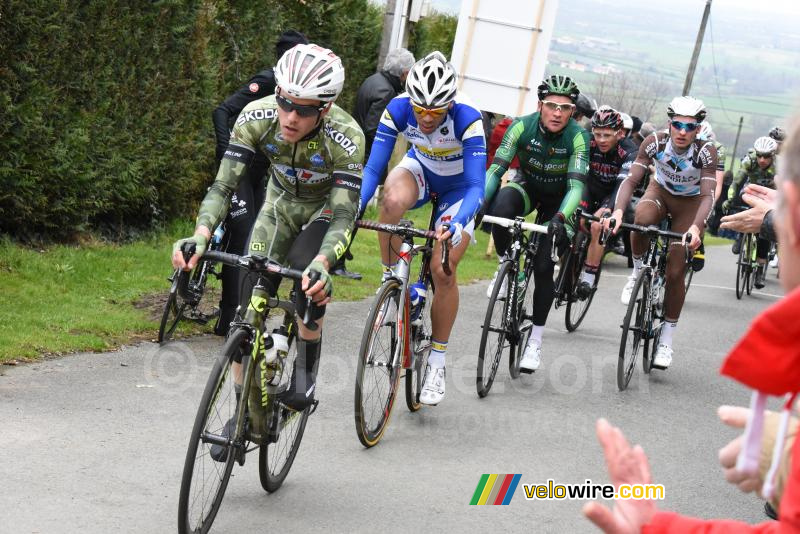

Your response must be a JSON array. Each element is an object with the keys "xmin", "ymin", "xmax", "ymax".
[
  {"xmin": 211, "ymin": 225, "xmax": 225, "ymax": 248},
  {"xmin": 271, "ymin": 326, "xmax": 289, "ymax": 357},
  {"xmin": 409, "ymin": 281, "xmax": 427, "ymax": 324}
]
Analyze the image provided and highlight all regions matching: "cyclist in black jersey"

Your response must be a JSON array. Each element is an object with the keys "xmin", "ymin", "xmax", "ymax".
[{"xmin": 576, "ymin": 107, "xmax": 637, "ymax": 299}]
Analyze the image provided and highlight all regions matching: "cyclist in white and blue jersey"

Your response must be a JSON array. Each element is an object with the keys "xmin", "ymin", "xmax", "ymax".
[{"xmin": 360, "ymin": 51, "xmax": 486, "ymax": 406}]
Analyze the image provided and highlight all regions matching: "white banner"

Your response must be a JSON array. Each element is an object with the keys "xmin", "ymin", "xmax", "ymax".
[{"xmin": 450, "ymin": 0, "xmax": 560, "ymax": 117}]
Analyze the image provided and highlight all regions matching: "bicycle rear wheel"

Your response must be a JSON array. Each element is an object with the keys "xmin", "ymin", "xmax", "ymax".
[
  {"xmin": 566, "ymin": 237, "xmax": 597, "ymax": 332},
  {"xmin": 354, "ymin": 280, "xmax": 402, "ymax": 447},
  {"xmin": 178, "ymin": 327, "xmax": 249, "ymax": 534},
  {"xmin": 406, "ymin": 281, "xmax": 433, "ymax": 412},
  {"xmin": 159, "ymin": 271, "xmax": 187, "ymax": 343},
  {"xmin": 259, "ymin": 316, "xmax": 310, "ymax": 492},
  {"xmin": 617, "ymin": 269, "xmax": 650, "ymax": 391},
  {"xmin": 477, "ymin": 261, "xmax": 514, "ymax": 397}
]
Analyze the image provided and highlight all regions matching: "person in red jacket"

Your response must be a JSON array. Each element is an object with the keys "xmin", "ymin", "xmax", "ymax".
[{"xmin": 584, "ymin": 113, "xmax": 800, "ymax": 532}]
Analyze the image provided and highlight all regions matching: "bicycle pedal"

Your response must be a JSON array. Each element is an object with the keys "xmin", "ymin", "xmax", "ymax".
[{"xmin": 308, "ymin": 400, "xmax": 320, "ymax": 415}]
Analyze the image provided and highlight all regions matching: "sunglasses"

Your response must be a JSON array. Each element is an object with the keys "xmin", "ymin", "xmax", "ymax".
[
  {"xmin": 756, "ymin": 153, "xmax": 774, "ymax": 159},
  {"xmin": 592, "ymin": 130, "xmax": 617, "ymax": 140},
  {"xmin": 541, "ymin": 100, "xmax": 576, "ymax": 114},
  {"xmin": 670, "ymin": 120, "xmax": 699, "ymax": 132},
  {"xmin": 411, "ymin": 102, "xmax": 449, "ymax": 118},
  {"xmin": 276, "ymin": 93, "xmax": 325, "ymax": 118}
]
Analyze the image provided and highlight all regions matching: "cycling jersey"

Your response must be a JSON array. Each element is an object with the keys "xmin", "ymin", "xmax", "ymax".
[
  {"xmin": 360, "ymin": 92, "xmax": 486, "ymax": 229},
  {"xmin": 485, "ymin": 113, "xmax": 589, "ymax": 221},
  {"xmin": 615, "ymin": 131, "xmax": 717, "ymax": 228},
  {"xmin": 196, "ymin": 95, "xmax": 365, "ymax": 268},
  {"xmin": 585, "ymin": 136, "xmax": 637, "ymax": 200},
  {"xmin": 729, "ymin": 158, "xmax": 777, "ymax": 201}
]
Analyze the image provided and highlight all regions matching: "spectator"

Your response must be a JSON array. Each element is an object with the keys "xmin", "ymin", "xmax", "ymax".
[
  {"xmin": 210, "ymin": 29, "xmax": 308, "ymax": 335},
  {"xmin": 584, "ymin": 112, "xmax": 800, "ymax": 532}
]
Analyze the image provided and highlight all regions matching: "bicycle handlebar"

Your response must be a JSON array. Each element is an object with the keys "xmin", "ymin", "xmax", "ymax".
[
  {"xmin": 356, "ymin": 219, "xmax": 452, "ymax": 276},
  {"xmin": 577, "ymin": 210, "xmax": 689, "ymax": 243},
  {"xmin": 481, "ymin": 215, "xmax": 548, "ymax": 235}
]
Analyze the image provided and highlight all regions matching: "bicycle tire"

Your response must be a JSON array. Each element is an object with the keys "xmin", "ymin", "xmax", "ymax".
[
  {"xmin": 618, "ymin": 269, "xmax": 650, "ymax": 391},
  {"xmin": 354, "ymin": 279, "xmax": 402, "ymax": 448},
  {"xmin": 477, "ymin": 261, "xmax": 514, "ymax": 398},
  {"xmin": 684, "ymin": 264, "xmax": 694, "ymax": 294},
  {"xmin": 406, "ymin": 281, "xmax": 433, "ymax": 412},
  {"xmin": 565, "ymin": 237, "xmax": 598, "ymax": 332},
  {"xmin": 259, "ymin": 316, "xmax": 309, "ymax": 493},
  {"xmin": 735, "ymin": 237, "xmax": 747, "ymax": 300},
  {"xmin": 509, "ymin": 257, "xmax": 535, "ymax": 379},
  {"xmin": 745, "ymin": 234, "xmax": 755, "ymax": 295},
  {"xmin": 178, "ymin": 327, "xmax": 249, "ymax": 534},
  {"xmin": 158, "ymin": 273, "xmax": 187, "ymax": 343}
]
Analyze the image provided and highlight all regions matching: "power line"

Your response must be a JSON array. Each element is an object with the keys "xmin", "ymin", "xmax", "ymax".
[{"xmin": 707, "ymin": 14, "xmax": 739, "ymax": 125}]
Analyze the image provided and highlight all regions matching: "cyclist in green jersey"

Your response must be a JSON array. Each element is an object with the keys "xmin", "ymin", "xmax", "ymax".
[
  {"xmin": 172, "ymin": 44, "xmax": 365, "ymax": 416},
  {"xmin": 723, "ymin": 136, "xmax": 778, "ymax": 288},
  {"xmin": 483, "ymin": 75, "xmax": 590, "ymax": 372}
]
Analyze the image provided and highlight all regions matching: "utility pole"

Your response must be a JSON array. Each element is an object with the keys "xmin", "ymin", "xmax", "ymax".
[
  {"xmin": 730, "ymin": 116, "xmax": 744, "ymax": 172},
  {"xmin": 682, "ymin": 0, "xmax": 712, "ymax": 96},
  {"xmin": 377, "ymin": 0, "xmax": 398, "ymax": 72}
]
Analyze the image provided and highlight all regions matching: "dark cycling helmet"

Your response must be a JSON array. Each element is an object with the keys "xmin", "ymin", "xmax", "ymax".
[
  {"xmin": 576, "ymin": 93, "xmax": 596, "ymax": 117},
  {"xmin": 769, "ymin": 126, "xmax": 785, "ymax": 142},
  {"xmin": 591, "ymin": 106, "xmax": 622, "ymax": 129},
  {"xmin": 537, "ymin": 75, "xmax": 580, "ymax": 103}
]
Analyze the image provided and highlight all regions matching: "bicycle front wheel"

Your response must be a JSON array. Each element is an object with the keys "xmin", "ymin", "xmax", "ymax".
[
  {"xmin": 617, "ymin": 269, "xmax": 650, "ymax": 391},
  {"xmin": 259, "ymin": 316, "xmax": 310, "ymax": 493},
  {"xmin": 684, "ymin": 264, "xmax": 694, "ymax": 294},
  {"xmin": 354, "ymin": 279, "xmax": 402, "ymax": 447},
  {"xmin": 566, "ymin": 239, "xmax": 597, "ymax": 332},
  {"xmin": 159, "ymin": 272, "xmax": 187, "ymax": 343},
  {"xmin": 745, "ymin": 234, "xmax": 755, "ymax": 295},
  {"xmin": 178, "ymin": 327, "xmax": 249, "ymax": 534},
  {"xmin": 735, "ymin": 236, "xmax": 747, "ymax": 299},
  {"xmin": 477, "ymin": 261, "xmax": 514, "ymax": 397}
]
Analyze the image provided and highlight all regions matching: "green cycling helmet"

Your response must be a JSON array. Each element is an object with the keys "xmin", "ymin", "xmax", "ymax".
[{"xmin": 537, "ymin": 75, "xmax": 580, "ymax": 103}]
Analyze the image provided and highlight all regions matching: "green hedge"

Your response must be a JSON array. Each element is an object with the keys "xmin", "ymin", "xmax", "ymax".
[{"xmin": 0, "ymin": 0, "xmax": 383, "ymax": 242}]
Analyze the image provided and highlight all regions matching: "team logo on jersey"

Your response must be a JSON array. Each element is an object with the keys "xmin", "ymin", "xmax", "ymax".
[
  {"xmin": 548, "ymin": 147, "xmax": 555, "ymax": 156},
  {"xmin": 308, "ymin": 141, "xmax": 319, "ymax": 150},
  {"xmin": 249, "ymin": 82, "xmax": 260, "ymax": 93},
  {"xmin": 265, "ymin": 143, "xmax": 279, "ymax": 154},
  {"xmin": 324, "ymin": 124, "xmax": 358, "ymax": 156},
  {"xmin": 440, "ymin": 126, "xmax": 449, "ymax": 135},
  {"xmin": 236, "ymin": 108, "xmax": 276, "ymax": 126},
  {"xmin": 665, "ymin": 156, "xmax": 688, "ymax": 172},
  {"xmin": 310, "ymin": 153, "xmax": 325, "ymax": 168}
]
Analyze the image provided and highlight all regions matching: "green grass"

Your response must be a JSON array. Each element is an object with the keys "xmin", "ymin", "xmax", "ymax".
[{"xmin": 0, "ymin": 207, "xmax": 499, "ymax": 362}]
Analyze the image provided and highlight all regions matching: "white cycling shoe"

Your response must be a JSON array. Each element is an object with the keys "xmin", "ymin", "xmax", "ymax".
[
  {"xmin": 420, "ymin": 365, "xmax": 446, "ymax": 405},
  {"xmin": 520, "ymin": 340, "xmax": 541, "ymax": 372},
  {"xmin": 652, "ymin": 343, "xmax": 673, "ymax": 369},
  {"xmin": 621, "ymin": 274, "xmax": 637, "ymax": 305}
]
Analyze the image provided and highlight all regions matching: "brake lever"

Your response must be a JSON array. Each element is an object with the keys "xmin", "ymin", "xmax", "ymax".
[
  {"xmin": 599, "ymin": 214, "xmax": 615, "ymax": 246},
  {"xmin": 440, "ymin": 224, "xmax": 452, "ymax": 276},
  {"xmin": 302, "ymin": 270, "xmax": 321, "ymax": 332}
]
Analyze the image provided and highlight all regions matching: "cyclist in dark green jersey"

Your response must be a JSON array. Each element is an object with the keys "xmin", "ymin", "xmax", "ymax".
[
  {"xmin": 483, "ymin": 75, "xmax": 590, "ymax": 372},
  {"xmin": 172, "ymin": 44, "xmax": 364, "ymax": 417}
]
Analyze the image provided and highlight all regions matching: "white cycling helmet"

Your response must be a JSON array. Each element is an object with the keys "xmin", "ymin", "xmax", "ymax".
[
  {"xmin": 753, "ymin": 136, "xmax": 778, "ymax": 156},
  {"xmin": 697, "ymin": 120, "xmax": 715, "ymax": 141},
  {"xmin": 405, "ymin": 51, "xmax": 458, "ymax": 108},
  {"xmin": 666, "ymin": 96, "xmax": 707, "ymax": 121},
  {"xmin": 274, "ymin": 43, "xmax": 345, "ymax": 102},
  {"xmin": 620, "ymin": 112, "xmax": 633, "ymax": 131}
]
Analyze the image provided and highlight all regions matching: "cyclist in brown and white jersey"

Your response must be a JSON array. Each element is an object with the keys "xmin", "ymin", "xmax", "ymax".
[{"xmin": 604, "ymin": 96, "xmax": 717, "ymax": 369}]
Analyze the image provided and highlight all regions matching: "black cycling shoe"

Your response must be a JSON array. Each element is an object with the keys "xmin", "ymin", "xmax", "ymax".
[
  {"xmin": 576, "ymin": 280, "xmax": 593, "ymax": 301},
  {"xmin": 732, "ymin": 238, "xmax": 741, "ymax": 255},
  {"xmin": 764, "ymin": 501, "xmax": 778, "ymax": 520},
  {"xmin": 210, "ymin": 416, "xmax": 236, "ymax": 462},
  {"xmin": 277, "ymin": 340, "xmax": 320, "ymax": 411},
  {"xmin": 331, "ymin": 266, "xmax": 362, "ymax": 280},
  {"xmin": 754, "ymin": 266, "xmax": 766, "ymax": 289}
]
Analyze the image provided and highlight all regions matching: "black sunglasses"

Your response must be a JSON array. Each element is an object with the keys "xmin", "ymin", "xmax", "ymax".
[{"xmin": 276, "ymin": 93, "xmax": 325, "ymax": 118}]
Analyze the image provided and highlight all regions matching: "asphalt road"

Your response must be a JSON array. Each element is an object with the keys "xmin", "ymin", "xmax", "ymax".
[{"xmin": 1, "ymin": 245, "xmax": 784, "ymax": 533}]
